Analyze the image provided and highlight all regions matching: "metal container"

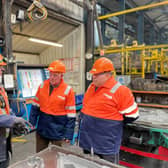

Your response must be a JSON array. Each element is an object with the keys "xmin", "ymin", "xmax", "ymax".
[{"xmin": 9, "ymin": 145, "xmax": 125, "ymax": 168}]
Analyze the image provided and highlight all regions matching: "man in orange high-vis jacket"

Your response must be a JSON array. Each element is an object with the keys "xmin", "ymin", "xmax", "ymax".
[
  {"xmin": 0, "ymin": 55, "xmax": 30, "ymax": 168},
  {"xmin": 79, "ymin": 57, "xmax": 139, "ymax": 164},
  {"xmin": 29, "ymin": 60, "xmax": 76, "ymax": 152}
]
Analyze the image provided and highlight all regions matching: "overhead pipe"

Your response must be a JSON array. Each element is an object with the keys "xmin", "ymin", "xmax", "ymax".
[{"xmin": 98, "ymin": 1, "xmax": 168, "ymax": 20}]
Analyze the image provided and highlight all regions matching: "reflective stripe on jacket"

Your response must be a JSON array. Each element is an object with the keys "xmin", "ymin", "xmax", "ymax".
[
  {"xmin": 30, "ymin": 79, "xmax": 76, "ymax": 140},
  {"xmin": 79, "ymin": 76, "xmax": 139, "ymax": 154},
  {"xmin": 0, "ymin": 87, "xmax": 10, "ymax": 115},
  {"xmin": 33, "ymin": 79, "xmax": 76, "ymax": 117},
  {"xmin": 82, "ymin": 77, "xmax": 139, "ymax": 120}
]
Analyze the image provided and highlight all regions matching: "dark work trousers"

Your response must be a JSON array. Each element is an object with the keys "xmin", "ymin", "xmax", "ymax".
[
  {"xmin": 36, "ymin": 132, "xmax": 64, "ymax": 153},
  {"xmin": 0, "ymin": 159, "xmax": 9, "ymax": 168},
  {"xmin": 83, "ymin": 149, "xmax": 119, "ymax": 164},
  {"xmin": 0, "ymin": 153, "xmax": 9, "ymax": 168}
]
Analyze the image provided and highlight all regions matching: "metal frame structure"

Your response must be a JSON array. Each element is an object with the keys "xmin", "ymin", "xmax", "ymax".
[
  {"xmin": 95, "ymin": 42, "xmax": 168, "ymax": 78},
  {"xmin": 98, "ymin": 1, "xmax": 168, "ymax": 20}
]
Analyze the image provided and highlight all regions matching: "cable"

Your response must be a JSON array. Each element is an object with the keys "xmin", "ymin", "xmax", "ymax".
[{"xmin": 27, "ymin": 0, "xmax": 48, "ymax": 22}]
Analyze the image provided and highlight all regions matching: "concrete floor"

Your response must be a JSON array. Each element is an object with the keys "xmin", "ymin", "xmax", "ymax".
[{"xmin": 10, "ymin": 132, "xmax": 36, "ymax": 165}]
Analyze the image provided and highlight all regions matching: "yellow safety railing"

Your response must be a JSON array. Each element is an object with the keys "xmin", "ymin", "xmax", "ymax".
[{"xmin": 95, "ymin": 41, "xmax": 168, "ymax": 78}]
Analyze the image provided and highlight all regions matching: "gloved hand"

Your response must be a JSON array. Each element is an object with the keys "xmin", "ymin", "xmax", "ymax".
[
  {"xmin": 13, "ymin": 117, "xmax": 33, "ymax": 136},
  {"xmin": 13, "ymin": 123, "xmax": 29, "ymax": 136},
  {"xmin": 14, "ymin": 117, "xmax": 27, "ymax": 127}
]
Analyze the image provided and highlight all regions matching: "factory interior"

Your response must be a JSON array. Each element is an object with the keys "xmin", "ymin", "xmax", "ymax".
[{"xmin": 0, "ymin": 0, "xmax": 168, "ymax": 168}]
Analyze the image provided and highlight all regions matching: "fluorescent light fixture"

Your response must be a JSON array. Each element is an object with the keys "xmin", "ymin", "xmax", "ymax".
[{"xmin": 29, "ymin": 38, "xmax": 63, "ymax": 47}]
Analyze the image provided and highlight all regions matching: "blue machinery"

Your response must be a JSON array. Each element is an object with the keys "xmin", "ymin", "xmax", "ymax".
[{"xmin": 10, "ymin": 64, "xmax": 49, "ymax": 120}]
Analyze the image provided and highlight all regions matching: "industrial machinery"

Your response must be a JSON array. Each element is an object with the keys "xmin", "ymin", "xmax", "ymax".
[
  {"xmin": 123, "ymin": 107, "xmax": 168, "ymax": 148},
  {"xmin": 121, "ymin": 107, "xmax": 168, "ymax": 167}
]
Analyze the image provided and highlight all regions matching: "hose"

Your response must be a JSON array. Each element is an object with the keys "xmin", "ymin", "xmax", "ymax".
[{"xmin": 27, "ymin": 0, "xmax": 48, "ymax": 21}]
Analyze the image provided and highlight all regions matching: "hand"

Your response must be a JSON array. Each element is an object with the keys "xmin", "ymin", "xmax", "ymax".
[
  {"xmin": 13, "ymin": 123, "xmax": 29, "ymax": 136},
  {"xmin": 13, "ymin": 117, "xmax": 33, "ymax": 136},
  {"xmin": 64, "ymin": 139, "xmax": 70, "ymax": 143},
  {"xmin": 14, "ymin": 117, "xmax": 32, "ymax": 128}
]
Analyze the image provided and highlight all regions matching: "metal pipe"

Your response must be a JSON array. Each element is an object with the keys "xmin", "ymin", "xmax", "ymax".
[
  {"xmin": 121, "ymin": 48, "xmax": 125, "ymax": 75},
  {"xmin": 98, "ymin": 1, "xmax": 168, "ymax": 20},
  {"xmin": 118, "ymin": 0, "xmax": 125, "ymax": 44},
  {"xmin": 141, "ymin": 50, "xmax": 145, "ymax": 78}
]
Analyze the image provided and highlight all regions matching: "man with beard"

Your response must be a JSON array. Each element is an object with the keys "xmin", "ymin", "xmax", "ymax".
[{"xmin": 29, "ymin": 60, "xmax": 76, "ymax": 152}]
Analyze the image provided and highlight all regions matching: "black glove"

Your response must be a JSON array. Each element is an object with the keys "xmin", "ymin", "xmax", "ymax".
[
  {"xmin": 123, "ymin": 116, "xmax": 139, "ymax": 125},
  {"xmin": 14, "ymin": 117, "xmax": 32, "ymax": 127},
  {"xmin": 13, "ymin": 117, "xmax": 32, "ymax": 136},
  {"xmin": 13, "ymin": 123, "xmax": 29, "ymax": 136}
]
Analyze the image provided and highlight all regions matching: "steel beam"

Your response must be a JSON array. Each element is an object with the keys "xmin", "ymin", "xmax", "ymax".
[
  {"xmin": 94, "ymin": 4, "xmax": 104, "ymax": 49},
  {"xmin": 2, "ymin": 0, "xmax": 13, "ymax": 59},
  {"xmin": 98, "ymin": 1, "xmax": 168, "ymax": 20},
  {"xmin": 137, "ymin": 11, "xmax": 144, "ymax": 44},
  {"xmin": 85, "ymin": 0, "xmax": 95, "ymax": 90},
  {"xmin": 118, "ymin": 0, "xmax": 125, "ymax": 44}
]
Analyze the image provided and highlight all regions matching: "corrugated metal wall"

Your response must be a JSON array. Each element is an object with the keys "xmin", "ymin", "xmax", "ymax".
[
  {"xmin": 46, "ymin": 0, "xmax": 83, "ymax": 21},
  {"xmin": 40, "ymin": 24, "xmax": 85, "ymax": 94},
  {"xmin": 13, "ymin": 53, "xmax": 40, "ymax": 64}
]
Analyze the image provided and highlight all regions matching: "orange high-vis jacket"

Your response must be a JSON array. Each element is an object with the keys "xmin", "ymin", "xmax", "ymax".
[
  {"xmin": 82, "ymin": 77, "xmax": 139, "ymax": 120},
  {"xmin": 33, "ymin": 79, "xmax": 76, "ymax": 117},
  {"xmin": 0, "ymin": 87, "xmax": 10, "ymax": 115}
]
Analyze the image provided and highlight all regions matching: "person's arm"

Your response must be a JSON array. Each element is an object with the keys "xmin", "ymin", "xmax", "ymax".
[
  {"xmin": 29, "ymin": 86, "xmax": 41, "ymax": 127},
  {"xmin": 0, "ymin": 115, "xmax": 16, "ymax": 128},
  {"xmin": 117, "ymin": 86, "xmax": 139, "ymax": 124},
  {"xmin": 29, "ymin": 104, "xmax": 40, "ymax": 126},
  {"xmin": 64, "ymin": 88, "xmax": 76, "ymax": 140},
  {"xmin": 0, "ymin": 114, "xmax": 32, "ymax": 128},
  {"xmin": 123, "ymin": 115, "xmax": 138, "ymax": 124}
]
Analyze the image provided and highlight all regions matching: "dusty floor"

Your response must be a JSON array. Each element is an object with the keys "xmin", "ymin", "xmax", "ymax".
[{"xmin": 10, "ymin": 131, "xmax": 36, "ymax": 165}]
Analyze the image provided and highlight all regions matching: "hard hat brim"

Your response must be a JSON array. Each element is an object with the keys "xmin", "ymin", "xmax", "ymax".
[
  {"xmin": 89, "ymin": 69, "xmax": 99, "ymax": 74},
  {"xmin": 0, "ymin": 62, "xmax": 7, "ymax": 66},
  {"xmin": 48, "ymin": 67, "xmax": 65, "ymax": 73}
]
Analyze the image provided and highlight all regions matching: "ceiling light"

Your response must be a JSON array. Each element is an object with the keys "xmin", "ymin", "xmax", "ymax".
[{"xmin": 29, "ymin": 38, "xmax": 63, "ymax": 47}]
